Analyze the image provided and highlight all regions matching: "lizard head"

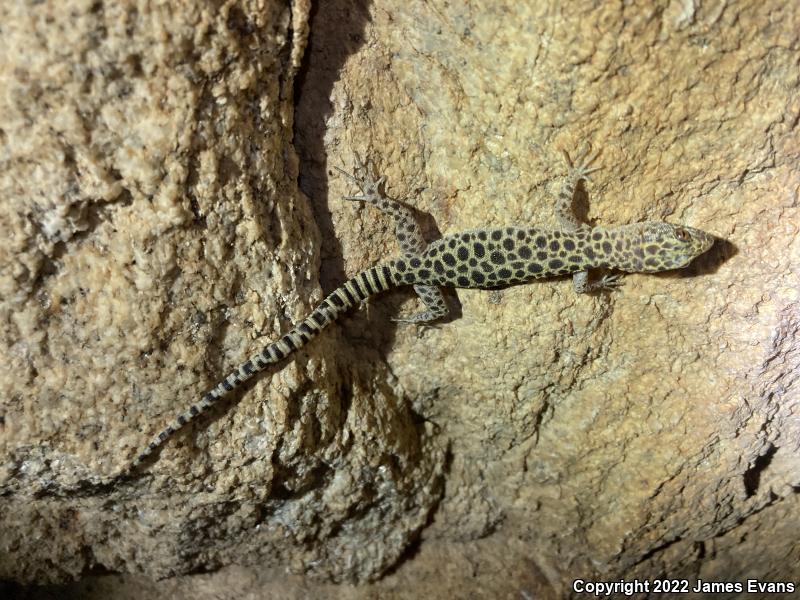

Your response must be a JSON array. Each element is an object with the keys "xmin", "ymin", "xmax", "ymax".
[{"xmin": 630, "ymin": 223, "xmax": 715, "ymax": 272}]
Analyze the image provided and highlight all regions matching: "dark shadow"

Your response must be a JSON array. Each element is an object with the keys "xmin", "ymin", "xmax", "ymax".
[
  {"xmin": 0, "ymin": 581, "xmax": 63, "ymax": 600},
  {"xmin": 380, "ymin": 440, "xmax": 452, "ymax": 579},
  {"xmin": 743, "ymin": 443, "xmax": 777, "ymax": 498},
  {"xmin": 293, "ymin": 0, "xmax": 462, "ymax": 353},
  {"xmin": 0, "ymin": 574, "xmax": 117, "ymax": 600},
  {"xmin": 571, "ymin": 179, "xmax": 597, "ymax": 227},
  {"xmin": 294, "ymin": 0, "xmax": 399, "ymax": 352},
  {"xmin": 294, "ymin": 0, "xmax": 371, "ymax": 294}
]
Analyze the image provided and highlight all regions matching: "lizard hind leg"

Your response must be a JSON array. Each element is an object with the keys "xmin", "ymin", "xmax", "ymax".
[
  {"xmin": 334, "ymin": 154, "xmax": 427, "ymax": 256},
  {"xmin": 393, "ymin": 284, "xmax": 449, "ymax": 324},
  {"xmin": 336, "ymin": 154, "xmax": 448, "ymax": 324},
  {"xmin": 333, "ymin": 152, "xmax": 386, "ymax": 207}
]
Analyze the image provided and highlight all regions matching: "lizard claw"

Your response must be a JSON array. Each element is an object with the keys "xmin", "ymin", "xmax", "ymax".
[
  {"xmin": 333, "ymin": 153, "xmax": 384, "ymax": 204},
  {"xmin": 596, "ymin": 273, "xmax": 624, "ymax": 291},
  {"xmin": 563, "ymin": 144, "xmax": 602, "ymax": 182}
]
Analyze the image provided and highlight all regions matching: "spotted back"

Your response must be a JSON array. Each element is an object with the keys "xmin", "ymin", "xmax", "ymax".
[
  {"xmin": 389, "ymin": 223, "xmax": 714, "ymax": 289},
  {"xmin": 390, "ymin": 227, "xmax": 592, "ymax": 289}
]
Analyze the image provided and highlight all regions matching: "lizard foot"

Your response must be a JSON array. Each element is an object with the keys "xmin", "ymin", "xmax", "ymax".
[
  {"xmin": 391, "ymin": 309, "xmax": 445, "ymax": 327},
  {"xmin": 562, "ymin": 144, "xmax": 602, "ymax": 183},
  {"xmin": 333, "ymin": 152, "xmax": 385, "ymax": 205},
  {"xmin": 592, "ymin": 273, "xmax": 624, "ymax": 292}
]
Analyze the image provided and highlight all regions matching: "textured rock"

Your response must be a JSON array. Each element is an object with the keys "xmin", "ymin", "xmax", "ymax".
[
  {"xmin": 2, "ymin": 0, "xmax": 799, "ymax": 595},
  {"xmin": 0, "ymin": 0, "xmax": 442, "ymax": 585},
  {"xmin": 295, "ymin": 0, "xmax": 800, "ymax": 593}
]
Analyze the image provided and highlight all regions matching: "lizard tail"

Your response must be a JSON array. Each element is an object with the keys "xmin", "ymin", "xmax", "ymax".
[{"xmin": 126, "ymin": 263, "xmax": 399, "ymax": 474}]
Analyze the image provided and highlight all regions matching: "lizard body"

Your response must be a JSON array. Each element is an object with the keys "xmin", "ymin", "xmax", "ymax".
[{"xmin": 128, "ymin": 148, "xmax": 714, "ymax": 473}]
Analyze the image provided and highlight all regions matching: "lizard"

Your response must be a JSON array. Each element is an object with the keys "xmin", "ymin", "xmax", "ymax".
[{"xmin": 126, "ymin": 146, "xmax": 715, "ymax": 475}]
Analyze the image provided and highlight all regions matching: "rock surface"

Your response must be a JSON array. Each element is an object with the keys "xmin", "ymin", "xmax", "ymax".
[{"xmin": 1, "ymin": 0, "xmax": 798, "ymax": 596}]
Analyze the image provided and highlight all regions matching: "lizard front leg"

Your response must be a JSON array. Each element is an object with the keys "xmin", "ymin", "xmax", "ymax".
[{"xmin": 558, "ymin": 146, "xmax": 623, "ymax": 293}]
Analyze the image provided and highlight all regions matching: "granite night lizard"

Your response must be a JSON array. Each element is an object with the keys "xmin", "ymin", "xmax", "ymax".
[{"xmin": 127, "ymin": 147, "xmax": 715, "ymax": 473}]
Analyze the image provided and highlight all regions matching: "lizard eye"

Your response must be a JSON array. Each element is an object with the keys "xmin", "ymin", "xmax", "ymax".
[{"xmin": 674, "ymin": 228, "xmax": 691, "ymax": 242}]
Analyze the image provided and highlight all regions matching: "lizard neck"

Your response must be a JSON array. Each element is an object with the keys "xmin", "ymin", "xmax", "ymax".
[{"xmin": 585, "ymin": 225, "xmax": 646, "ymax": 272}]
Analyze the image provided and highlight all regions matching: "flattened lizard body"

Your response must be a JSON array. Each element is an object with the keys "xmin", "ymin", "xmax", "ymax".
[{"xmin": 126, "ymin": 148, "xmax": 715, "ymax": 474}]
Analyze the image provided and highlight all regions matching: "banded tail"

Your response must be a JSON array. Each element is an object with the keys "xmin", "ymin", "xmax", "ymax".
[{"xmin": 127, "ymin": 263, "xmax": 399, "ymax": 473}]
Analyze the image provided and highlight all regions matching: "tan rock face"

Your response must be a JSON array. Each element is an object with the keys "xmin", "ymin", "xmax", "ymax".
[
  {"xmin": 0, "ymin": 0, "xmax": 442, "ymax": 585},
  {"xmin": 2, "ymin": 0, "xmax": 798, "ymax": 595}
]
